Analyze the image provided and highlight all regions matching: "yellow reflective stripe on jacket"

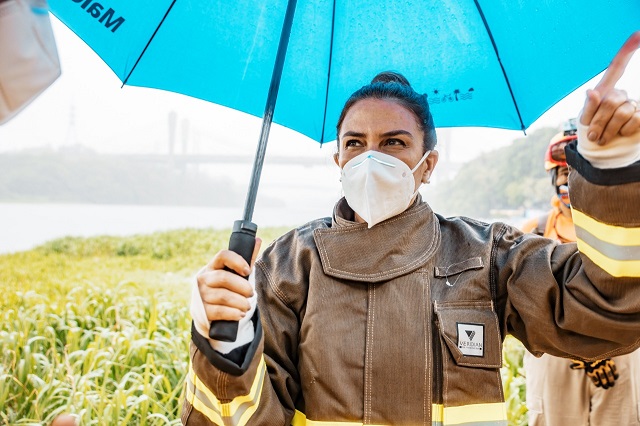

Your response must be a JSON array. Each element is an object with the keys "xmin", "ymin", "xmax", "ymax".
[
  {"xmin": 292, "ymin": 410, "xmax": 368, "ymax": 425},
  {"xmin": 291, "ymin": 403, "xmax": 507, "ymax": 425},
  {"xmin": 441, "ymin": 402, "xmax": 507, "ymax": 425},
  {"xmin": 292, "ymin": 410, "xmax": 385, "ymax": 426},
  {"xmin": 572, "ymin": 210, "xmax": 640, "ymax": 245},
  {"xmin": 187, "ymin": 355, "xmax": 266, "ymax": 426},
  {"xmin": 572, "ymin": 209, "xmax": 640, "ymax": 277}
]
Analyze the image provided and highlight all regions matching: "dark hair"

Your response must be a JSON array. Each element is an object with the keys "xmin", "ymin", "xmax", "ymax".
[{"xmin": 336, "ymin": 71, "xmax": 437, "ymax": 152}]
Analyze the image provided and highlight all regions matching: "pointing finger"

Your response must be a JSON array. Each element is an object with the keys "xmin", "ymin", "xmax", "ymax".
[{"xmin": 594, "ymin": 31, "xmax": 640, "ymax": 95}]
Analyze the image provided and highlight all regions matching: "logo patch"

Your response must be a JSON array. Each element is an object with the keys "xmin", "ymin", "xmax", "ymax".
[{"xmin": 457, "ymin": 323, "xmax": 484, "ymax": 357}]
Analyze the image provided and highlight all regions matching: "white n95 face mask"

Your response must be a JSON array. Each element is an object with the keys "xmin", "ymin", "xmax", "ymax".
[{"xmin": 341, "ymin": 149, "xmax": 430, "ymax": 228}]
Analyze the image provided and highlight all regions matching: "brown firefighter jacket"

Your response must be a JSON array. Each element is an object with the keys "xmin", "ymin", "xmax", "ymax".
[{"xmin": 182, "ymin": 143, "xmax": 640, "ymax": 426}]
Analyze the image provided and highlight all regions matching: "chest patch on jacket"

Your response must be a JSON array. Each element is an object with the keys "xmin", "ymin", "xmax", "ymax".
[{"xmin": 456, "ymin": 322, "xmax": 484, "ymax": 357}]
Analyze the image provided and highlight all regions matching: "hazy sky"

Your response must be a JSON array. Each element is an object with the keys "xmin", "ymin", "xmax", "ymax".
[{"xmin": 2, "ymin": 17, "xmax": 639, "ymax": 162}]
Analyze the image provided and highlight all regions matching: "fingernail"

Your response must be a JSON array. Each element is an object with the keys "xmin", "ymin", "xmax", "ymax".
[
  {"xmin": 243, "ymin": 267, "xmax": 251, "ymax": 276},
  {"xmin": 240, "ymin": 311, "xmax": 246, "ymax": 318},
  {"xmin": 588, "ymin": 132, "xmax": 597, "ymax": 141}
]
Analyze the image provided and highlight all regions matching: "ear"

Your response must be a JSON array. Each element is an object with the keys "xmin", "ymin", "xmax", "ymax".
[
  {"xmin": 421, "ymin": 150, "xmax": 439, "ymax": 183},
  {"xmin": 333, "ymin": 151, "xmax": 340, "ymax": 167}
]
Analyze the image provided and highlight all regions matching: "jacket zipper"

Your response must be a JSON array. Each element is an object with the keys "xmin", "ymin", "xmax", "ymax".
[{"xmin": 432, "ymin": 302, "xmax": 443, "ymax": 412}]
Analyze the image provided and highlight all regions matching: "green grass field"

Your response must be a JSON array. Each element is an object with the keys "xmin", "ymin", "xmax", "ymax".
[{"xmin": 0, "ymin": 228, "xmax": 527, "ymax": 425}]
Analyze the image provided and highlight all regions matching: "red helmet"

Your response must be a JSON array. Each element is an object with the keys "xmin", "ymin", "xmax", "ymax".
[{"xmin": 544, "ymin": 132, "xmax": 577, "ymax": 171}]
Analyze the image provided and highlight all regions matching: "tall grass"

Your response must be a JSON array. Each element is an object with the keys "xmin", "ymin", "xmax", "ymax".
[
  {"xmin": 502, "ymin": 336, "xmax": 528, "ymax": 425},
  {"xmin": 1, "ymin": 282, "xmax": 188, "ymax": 425},
  {"xmin": 0, "ymin": 227, "xmax": 287, "ymax": 425},
  {"xmin": 0, "ymin": 227, "xmax": 527, "ymax": 425}
]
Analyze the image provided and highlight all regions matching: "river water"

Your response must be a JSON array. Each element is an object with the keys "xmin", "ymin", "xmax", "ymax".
[
  {"xmin": 0, "ymin": 200, "xmax": 530, "ymax": 255},
  {"xmin": 0, "ymin": 202, "xmax": 336, "ymax": 254}
]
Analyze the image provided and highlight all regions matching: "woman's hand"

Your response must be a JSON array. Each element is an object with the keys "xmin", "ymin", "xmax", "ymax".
[
  {"xmin": 197, "ymin": 238, "xmax": 262, "ymax": 322},
  {"xmin": 580, "ymin": 32, "xmax": 640, "ymax": 145}
]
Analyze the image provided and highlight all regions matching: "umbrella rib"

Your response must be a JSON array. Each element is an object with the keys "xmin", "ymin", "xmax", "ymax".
[
  {"xmin": 473, "ymin": 0, "xmax": 526, "ymax": 132},
  {"xmin": 242, "ymin": 0, "xmax": 299, "ymax": 222},
  {"xmin": 320, "ymin": 0, "xmax": 337, "ymax": 144},
  {"xmin": 122, "ymin": 0, "xmax": 177, "ymax": 87}
]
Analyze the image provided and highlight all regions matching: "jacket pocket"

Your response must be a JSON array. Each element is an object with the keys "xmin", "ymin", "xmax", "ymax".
[
  {"xmin": 434, "ymin": 300, "xmax": 502, "ymax": 368},
  {"xmin": 434, "ymin": 300, "xmax": 504, "ymax": 408}
]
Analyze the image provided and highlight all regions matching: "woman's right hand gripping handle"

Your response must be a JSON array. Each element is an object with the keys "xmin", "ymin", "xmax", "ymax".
[{"xmin": 190, "ymin": 238, "xmax": 262, "ymax": 354}]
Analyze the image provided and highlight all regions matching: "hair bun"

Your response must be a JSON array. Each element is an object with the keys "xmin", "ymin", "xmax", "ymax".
[{"xmin": 371, "ymin": 71, "xmax": 411, "ymax": 87}]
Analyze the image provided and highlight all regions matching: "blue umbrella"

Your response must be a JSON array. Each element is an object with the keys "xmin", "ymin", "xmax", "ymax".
[
  {"xmin": 49, "ymin": 0, "xmax": 639, "ymax": 339},
  {"xmin": 49, "ymin": 0, "xmax": 640, "ymax": 137}
]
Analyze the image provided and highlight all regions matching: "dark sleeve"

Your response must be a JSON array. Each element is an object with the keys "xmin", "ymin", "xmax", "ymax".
[
  {"xmin": 498, "ymin": 144, "xmax": 640, "ymax": 360},
  {"xmin": 182, "ymin": 229, "xmax": 309, "ymax": 425}
]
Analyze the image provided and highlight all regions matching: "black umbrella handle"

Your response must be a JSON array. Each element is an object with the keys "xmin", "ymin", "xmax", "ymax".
[{"xmin": 209, "ymin": 220, "xmax": 257, "ymax": 342}]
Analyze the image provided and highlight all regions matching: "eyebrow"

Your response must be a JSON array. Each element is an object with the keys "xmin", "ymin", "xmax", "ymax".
[
  {"xmin": 381, "ymin": 130, "xmax": 412, "ymax": 137},
  {"xmin": 341, "ymin": 129, "xmax": 413, "ymax": 138},
  {"xmin": 341, "ymin": 131, "xmax": 366, "ymax": 138}
]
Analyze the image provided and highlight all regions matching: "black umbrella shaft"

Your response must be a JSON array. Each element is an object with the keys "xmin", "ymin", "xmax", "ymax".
[
  {"xmin": 209, "ymin": 0, "xmax": 299, "ymax": 344},
  {"xmin": 243, "ymin": 0, "xmax": 298, "ymax": 222}
]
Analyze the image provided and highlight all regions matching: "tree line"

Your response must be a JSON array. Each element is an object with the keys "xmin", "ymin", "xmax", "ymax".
[
  {"xmin": 427, "ymin": 126, "xmax": 558, "ymax": 218},
  {"xmin": 0, "ymin": 147, "xmax": 249, "ymax": 207},
  {"xmin": 1, "ymin": 127, "xmax": 558, "ymax": 215}
]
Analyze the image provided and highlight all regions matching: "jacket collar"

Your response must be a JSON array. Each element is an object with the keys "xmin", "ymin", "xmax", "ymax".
[{"xmin": 313, "ymin": 195, "xmax": 440, "ymax": 283}]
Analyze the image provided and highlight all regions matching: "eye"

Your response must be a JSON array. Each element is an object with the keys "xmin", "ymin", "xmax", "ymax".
[
  {"xmin": 385, "ymin": 138, "xmax": 406, "ymax": 147},
  {"xmin": 344, "ymin": 139, "xmax": 363, "ymax": 148}
]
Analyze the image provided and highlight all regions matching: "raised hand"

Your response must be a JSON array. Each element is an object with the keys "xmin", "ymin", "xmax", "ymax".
[{"xmin": 580, "ymin": 31, "xmax": 640, "ymax": 145}]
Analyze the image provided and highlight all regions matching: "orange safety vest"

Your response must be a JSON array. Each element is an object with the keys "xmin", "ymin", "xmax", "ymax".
[{"xmin": 523, "ymin": 196, "xmax": 576, "ymax": 243}]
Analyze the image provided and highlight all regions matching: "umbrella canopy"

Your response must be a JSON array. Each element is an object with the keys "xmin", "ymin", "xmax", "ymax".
[{"xmin": 50, "ymin": 0, "xmax": 640, "ymax": 143}]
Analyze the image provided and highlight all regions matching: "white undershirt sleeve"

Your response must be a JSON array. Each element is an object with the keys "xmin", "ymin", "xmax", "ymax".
[
  {"xmin": 190, "ymin": 268, "xmax": 257, "ymax": 354},
  {"xmin": 577, "ymin": 117, "xmax": 640, "ymax": 169}
]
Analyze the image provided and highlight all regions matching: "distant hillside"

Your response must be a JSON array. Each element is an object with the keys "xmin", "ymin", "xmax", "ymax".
[
  {"xmin": 428, "ymin": 127, "xmax": 558, "ymax": 218},
  {"xmin": 1, "ymin": 129, "xmax": 563, "ymax": 213},
  {"xmin": 0, "ymin": 147, "xmax": 282, "ymax": 207}
]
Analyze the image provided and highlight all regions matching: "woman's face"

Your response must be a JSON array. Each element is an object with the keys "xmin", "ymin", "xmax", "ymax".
[{"xmin": 334, "ymin": 98, "xmax": 438, "ymax": 188}]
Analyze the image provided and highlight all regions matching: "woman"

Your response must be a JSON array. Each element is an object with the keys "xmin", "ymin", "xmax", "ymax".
[{"xmin": 183, "ymin": 65, "xmax": 640, "ymax": 425}]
